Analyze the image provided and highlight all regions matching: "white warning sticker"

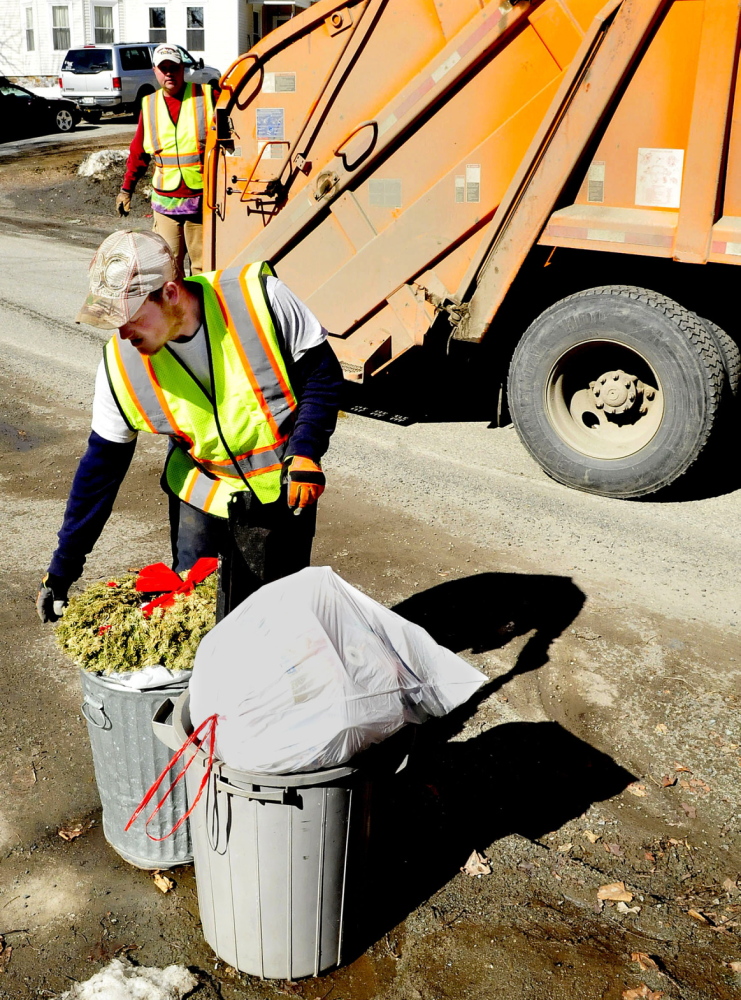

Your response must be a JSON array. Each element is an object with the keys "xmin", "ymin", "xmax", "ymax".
[
  {"xmin": 369, "ymin": 179, "xmax": 402, "ymax": 208},
  {"xmin": 635, "ymin": 148, "xmax": 684, "ymax": 209},
  {"xmin": 587, "ymin": 161, "xmax": 605, "ymax": 203},
  {"xmin": 455, "ymin": 176, "xmax": 465, "ymax": 203},
  {"xmin": 262, "ymin": 72, "xmax": 296, "ymax": 94},
  {"xmin": 465, "ymin": 164, "xmax": 481, "ymax": 203},
  {"xmin": 257, "ymin": 140, "xmax": 284, "ymax": 160}
]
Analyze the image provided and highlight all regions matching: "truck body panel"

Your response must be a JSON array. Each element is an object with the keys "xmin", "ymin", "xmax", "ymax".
[{"xmin": 203, "ymin": 0, "xmax": 741, "ymax": 498}]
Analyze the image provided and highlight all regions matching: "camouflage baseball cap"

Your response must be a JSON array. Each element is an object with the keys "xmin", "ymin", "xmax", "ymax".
[{"xmin": 76, "ymin": 230, "xmax": 177, "ymax": 329}]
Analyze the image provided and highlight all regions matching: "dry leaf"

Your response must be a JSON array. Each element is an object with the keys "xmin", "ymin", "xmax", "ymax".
[
  {"xmin": 674, "ymin": 763, "xmax": 692, "ymax": 773},
  {"xmin": 58, "ymin": 821, "xmax": 92, "ymax": 842},
  {"xmin": 680, "ymin": 802, "xmax": 697, "ymax": 819},
  {"xmin": 655, "ymin": 724, "xmax": 668, "ymax": 734},
  {"xmin": 627, "ymin": 783, "xmax": 647, "ymax": 798},
  {"xmin": 644, "ymin": 851, "xmax": 656, "ymax": 862},
  {"xmin": 687, "ymin": 908, "xmax": 709, "ymax": 924},
  {"xmin": 722, "ymin": 878, "xmax": 739, "ymax": 894},
  {"xmin": 689, "ymin": 777, "xmax": 710, "ymax": 793},
  {"xmin": 557, "ymin": 843, "xmax": 573, "ymax": 853},
  {"xmin": 661, "ymin": 775, "xmax": 677, "ymax": 787},
  {"xmin": 583, "ymin": 830, "xmax": 601, "ymax": 844},
  {"xmin": 605, "ymin": 842, "xmax": 624, "ymax": 857},
  {"xmin": 597, "ymin": 882, "xmax": 633, "ymax": 902},
  {"xmin": 0, "ymin": 937, "xmax": 11, "ymax": 974},
  {"xmin": 622, "ymin": 987, "xmax": 664, "ymax": 1000},
  {"xmin": 616, "ymin": 901, "xmax": 642, "ymax": 914},
  {"xmin": 152, "ymin": 871, "xmax": 174, "ymax": 893},
  {"xmin": 728, "ymin": 961, "xmax": 741, "ymax": 973},
  {"xmin": 631, "ymin": 953, "xmax": 659, "ymax": 972},
  {"xmin": 461, "ymin": 850, "xmax": 491, "ymax": 877}
]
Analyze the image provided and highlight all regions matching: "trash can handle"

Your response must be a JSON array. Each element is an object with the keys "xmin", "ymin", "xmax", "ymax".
[
  {"xmin": 214, "ymin": 775, "xmax": 291, "ymax": 804},
  {"xmin": 151, "ymin": 697, "xmax": 180, "ymax": 751},
  {"xmin": 81, "ymin": 694, "xmax": 111, "ymax": 730}
]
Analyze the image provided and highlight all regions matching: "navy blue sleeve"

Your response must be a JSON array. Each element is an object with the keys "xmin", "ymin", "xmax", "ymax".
[
  {"xmin": 47, "ymin": 430, "xmax": 137, "ymax": 584},
  {"xmin": 286, "ymin": 340, "xmax": 344, "ymax": 462}
]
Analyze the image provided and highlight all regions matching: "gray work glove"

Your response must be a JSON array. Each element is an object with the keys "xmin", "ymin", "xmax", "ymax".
[
  {"xmin": 116, "ymin": 190, "xmax": 131, "ymax": 217},
  {"xmin": 36, "ymin": 573, "xmax": 70, "ymax": 623}
]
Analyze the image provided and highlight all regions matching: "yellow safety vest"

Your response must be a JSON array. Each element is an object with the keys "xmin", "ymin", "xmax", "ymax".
[
  {"xmin": 104, "ymin": 262, "xmax": 297, "ymax": 517},
  {"xmin": 141, "ymin": 82, "xmax": 214, "ymax": 193}
]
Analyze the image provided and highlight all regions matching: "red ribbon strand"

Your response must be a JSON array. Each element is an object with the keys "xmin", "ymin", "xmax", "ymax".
[{"xmin": 125, "ymin": 713, "xmax": 219, "ymax": 841}]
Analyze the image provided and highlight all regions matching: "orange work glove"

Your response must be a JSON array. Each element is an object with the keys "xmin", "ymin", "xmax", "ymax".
[{"xmin": 281, "ymin": 456, "xmax": 325, "ymax": 509}]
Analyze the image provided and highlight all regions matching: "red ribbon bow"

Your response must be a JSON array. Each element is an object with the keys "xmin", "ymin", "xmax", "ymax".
[{"xmin": 135, "ymin": 557, "xmax": 218, "ymax": 618}]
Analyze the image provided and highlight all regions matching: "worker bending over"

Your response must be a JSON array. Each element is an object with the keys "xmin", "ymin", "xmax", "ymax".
[
  {"xmin": 116, "ymin": 44, "xmax": 215, "ymax": 275},
  {"xmin": 37, "ymin": 229, "xmax": 343, "ymax": 622}
]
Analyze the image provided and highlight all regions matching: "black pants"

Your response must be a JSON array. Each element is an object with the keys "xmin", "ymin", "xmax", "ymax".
[{"xmin": 169, "ymin": 490, "xmax": 316, "ymax": 618}]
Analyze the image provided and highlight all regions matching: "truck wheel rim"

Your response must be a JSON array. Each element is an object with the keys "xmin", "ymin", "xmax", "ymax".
[{"xmin": 545, "ymin": 339, "xmax": 664, "ymax": 460}]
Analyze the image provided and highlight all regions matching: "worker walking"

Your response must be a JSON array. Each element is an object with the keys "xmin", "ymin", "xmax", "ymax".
[
  {"xmin": 116, "ymin": 44, "xmax": 215, "ymax": 275},
  {"xmin": 37, "ymin": 230, "xmax": 344, "ymax": 623}
]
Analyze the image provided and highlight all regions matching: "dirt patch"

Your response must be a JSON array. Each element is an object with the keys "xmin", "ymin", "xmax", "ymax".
[{"xmin": 0, "ymin": 126, "xmax": 154, "ymax": 248}]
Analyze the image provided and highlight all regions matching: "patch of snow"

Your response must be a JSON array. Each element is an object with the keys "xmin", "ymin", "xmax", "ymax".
[
  {"xmin": 57, "ymin": 958, "xmax": 198, "ymax": 999},
  {"xmin": 77, "ymin": 149, "xmax": 128, "ymax": 181}
]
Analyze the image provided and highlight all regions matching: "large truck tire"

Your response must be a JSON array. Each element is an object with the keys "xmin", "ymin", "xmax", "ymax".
[
  {"xmin": 702, "ymin": 319, "xmax": 740, "ymax": 398},
  {"xmin": 507, "ymin": 286, "xmax": 725, "ymax": 498}
]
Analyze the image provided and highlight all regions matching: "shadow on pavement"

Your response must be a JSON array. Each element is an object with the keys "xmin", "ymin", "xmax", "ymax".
[
  {"xmin": 391, "ymin": 571, "xmax": 586, "ymax": 697},
  {"xmin": 346, "ymin": 571, "xmax": 635, "ymax": 953},
  {"xmin": 355, "ymin": 719, "xmax": 635, "ymax": 948}
]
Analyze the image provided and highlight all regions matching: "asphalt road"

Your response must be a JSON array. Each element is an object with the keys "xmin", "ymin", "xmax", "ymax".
[{"xmin": 0, "ymin": 119, "xmax": 135, "ymax": 160}]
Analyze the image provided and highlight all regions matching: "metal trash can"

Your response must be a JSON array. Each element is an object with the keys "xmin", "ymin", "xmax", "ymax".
[
  {"xmin": 153, "ymin": 690, "xmax": 409, "ymax": 979},
  {"xmin": 80, "ymin": 670, "xmax": 193, "ymax": 869}
]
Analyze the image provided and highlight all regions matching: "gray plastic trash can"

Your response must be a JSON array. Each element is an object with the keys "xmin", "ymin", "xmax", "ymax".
[
  {"xmin": 153, "ymin": 691, "xmax": 409, "ymax": 979},
  {"xmin": 80, "ymin": 670, "xmax": 192, "ymax": 869}
]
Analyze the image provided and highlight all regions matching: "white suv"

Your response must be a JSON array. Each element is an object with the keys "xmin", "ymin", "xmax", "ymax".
[{"xmin": 59, "ymin": 43, "xmax": 220, "ymax": 120}]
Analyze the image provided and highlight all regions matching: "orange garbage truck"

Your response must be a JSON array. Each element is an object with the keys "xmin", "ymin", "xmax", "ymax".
[{"xmin": 203, "ymin": 0, "xmax": 741, "ymax": 498}]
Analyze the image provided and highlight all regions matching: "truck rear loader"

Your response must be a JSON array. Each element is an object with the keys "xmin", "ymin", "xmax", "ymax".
[{"xmin": 203, "ymin": 0, "xmax": 741, "ymax": 498}]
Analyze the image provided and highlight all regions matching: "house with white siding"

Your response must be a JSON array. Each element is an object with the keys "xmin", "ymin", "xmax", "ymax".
[{"xmin": 0, "ymin": 0, "xmax": 316, "ymax": 88}]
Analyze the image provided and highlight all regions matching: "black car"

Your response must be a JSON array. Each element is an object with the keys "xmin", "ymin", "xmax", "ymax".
[{"xmin": 0, "ymin": 79, "xmax": 81, "ymax": 141}]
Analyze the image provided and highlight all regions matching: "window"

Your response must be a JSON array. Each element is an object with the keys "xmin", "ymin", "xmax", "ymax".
[
  {"xmin": 24, "ymin": 7, "xmax": 35, "ymax": 51},
  {"xmin": 0, "ymin": 82, "xmax": 33, "ymax": 98},
  {"xmin": 61, "ymin": 48, "xmax": 113, "ymax": 72},
  {"xmin": 94, "ymin": 6, "xmax": 115, "ymax": 44},
  {"xmin": 149, "ymin": 7, "xmax": 166, "ymax": 43},
  {"xmin": 251, "ymin": 10, "xmax": 260, "ymax": 46},
  {"xmin": 52, "ymin": 6, "xmax": 70, "ymax": 51},
  {"xmin": 120, "ymin": 46, "xmax": 152, "ymax": 71},
  {"xmin": 176, "ymin": 46, "xmax": 196, "ymax": 67},
  {"xmin": 186, "ymin": 7, "xmax": 204, "ymax": 51}
]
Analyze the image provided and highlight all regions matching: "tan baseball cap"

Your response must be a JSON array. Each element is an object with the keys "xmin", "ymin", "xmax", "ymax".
[
  {"xmin": 76, "ymin": 230, "xmax": 177, "ymax": 329},
  {"xmin": 152, "ymin": 44, "xmax": 183, "ymax": 67}
]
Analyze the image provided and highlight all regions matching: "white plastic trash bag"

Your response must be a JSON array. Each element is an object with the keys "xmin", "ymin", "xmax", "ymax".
[{"xmin": 189, "ymin": 567, "xmax": 486, "ymax": 774}]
